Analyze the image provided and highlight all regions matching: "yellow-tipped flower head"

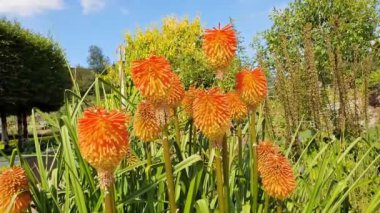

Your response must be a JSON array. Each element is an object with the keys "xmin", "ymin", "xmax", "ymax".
[
  {"xmin": 161, "ymin": 72, "xmax": 185, "ymax": 107},
  {"xmin": 260, "ymin": 152, "xmax": 296, "ymax": 200},
  {"xmin": 78, "ymin": 108, "xmax": 129, "ymax": 188},
  {"xmin": 131, "ymin": 55, "xmax": 174, "ymax": 102},
  {"xmin": 182, "ymin": 86, "xmax": 201, "ymax": 117},
  {"xmin": 203, "ymin": 23, "xmax": 237, "ymax": 70},
  {"xmin": 236, "ymin": 67, "xmax": 267, "ymax": 108},
  {"xmin": 226, "ymin": 91, "xmax": 248, "ymax": 121},
  {"xmin": 133, "ymin": 101, "xmax": 163, "ymax": 142},
  {"xmin": 257, "ymin": 141, "xmax": 281, "ymax": 174},
  {"xmin": 0, "ymin": 167, "xmax": 32, "ymax": 213},
  {"xmin": 193, "ymin": 87, "xmax": 231, "ymax": 142}
]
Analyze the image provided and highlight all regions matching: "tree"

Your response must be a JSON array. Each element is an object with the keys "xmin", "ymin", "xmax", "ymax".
[
  {"xmin": 87, "ymin": 45, "xmax": 110, "ymax": 73},
  {"xmin": 253, "ymin": 0, "xmax": 379, "ymax": 137},
  {"xmin": 0, "ymin": 19, "xmax": 72, "ymax": 151}
]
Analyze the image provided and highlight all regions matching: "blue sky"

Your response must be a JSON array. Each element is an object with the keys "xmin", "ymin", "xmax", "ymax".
[{"xmin": 0, "ymin": 0, "xmax": 291, "ymax": 66}]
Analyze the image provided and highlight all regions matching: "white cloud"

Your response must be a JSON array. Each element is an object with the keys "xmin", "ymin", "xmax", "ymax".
[
  {"xmin": 0, "ymin": 0, "xmax": 64, "ymax": 16},
  {"xmin": 80, "ymin": 0, "xmax": 105, "ymax": 14}
]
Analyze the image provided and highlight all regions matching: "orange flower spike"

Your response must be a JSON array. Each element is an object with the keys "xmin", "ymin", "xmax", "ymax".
[
  {"xmin": 236, "ymin": 67, "xmax": 267, "ymax": 108},
  {"xmin": 131, "ymin": 55, "xmax": 174, "ymax": 101},
  {"xmin": 203, "ymin": 23, "xmax": 237, "ymax": 69},
  {"xmin": 193, "ymin": 87, "xmax": 231, "ymax": 141},
  {"xmin": 260, "ymin": 153, "xmax": 296, "ymax": 200},
  {"xmin": 182, "ymin": 86, "xmax": 201, "ymax": 117},
  {"xmin": 133, "ymin": 101, "xmax": 162, "ymax": 142},
  {"xmin": 78, "ymin": 108, "xmax": 129, "ymax": 175},
  {"xmin": 257, "ymin": 141, "xmax": 281, "ymax": 173},
  {"xmin": 163, "ymin": 73, "xmax": 185, "ymax": 107},
  {"xmin": 226, "ymin": 91, "xmax": 248, "ymax": 121},
  {"xmin": 0, "ymin": 167, "xmax": 32, "ymax": 213}
]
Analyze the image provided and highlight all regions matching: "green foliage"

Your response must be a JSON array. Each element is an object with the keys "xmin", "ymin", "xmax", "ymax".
[
  {"xmin": 291, "ymin": 131, "xmax": 380, "ymax": 212},
  {"xmin": 0, "ymin": 19, "xmax": 72, "ymax": 114},
  {"xmin": 266, "ymin": 0, "xmax": 378, "ymax": 62},
  {"xmin": 2, "ymin": 77, "xmax": 377, "ymax": 212},
  {"xmin": 254, "ymin": 0, "xmax": 379, "ymax": 136},
  {"xmin": 263, "ymin": 0, "xmax": 379, "ymax": 85},
  {"xmin": 369, "ymin": 70, "xmax": 380, "ymax": 88}
]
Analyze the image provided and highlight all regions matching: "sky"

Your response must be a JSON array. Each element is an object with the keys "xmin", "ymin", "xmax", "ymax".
[{"xmin": 0, "ymin": 0, "xmax": 291, "ymax": 66}]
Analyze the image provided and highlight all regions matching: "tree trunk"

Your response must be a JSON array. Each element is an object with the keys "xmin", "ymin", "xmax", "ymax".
[
  {"xmin": 22, "ymin": 112, "xmax": 28, "ymax": 141},
  {"xmin": 1, "ymin": 112, "xmax": 9, "ymax": 147},
  {"xmin": 17, "ymin": 113, "xmax": 24, "ymax": 151}
]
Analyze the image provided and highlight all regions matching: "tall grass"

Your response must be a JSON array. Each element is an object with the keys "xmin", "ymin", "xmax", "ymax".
[{"xmin": 1, "ymin": 73, "xmax": 379, "ymax": 212}]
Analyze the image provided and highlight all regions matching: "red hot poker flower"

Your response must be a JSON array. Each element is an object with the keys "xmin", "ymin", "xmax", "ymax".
[
  {"xmin": 203, "ymin": 23, "xmax": 237, "ymax": 70},
  {"xmin": 131, "ymin": 55, "xmax": 174, "ymax": 102},
  {"xmin": 236, "ymin": 67, "xmax": 267, "ymax": 108},
  {"xmin": 0, "ymin": 167, "xmax": 32, "ymax": 213},
  {"xmin": 78, "ymin": 108, "xmax": 129, "ymax": 188},
  {"xmin": 193, "ymin": 87, "xmax": 231, "ymax": 142}
]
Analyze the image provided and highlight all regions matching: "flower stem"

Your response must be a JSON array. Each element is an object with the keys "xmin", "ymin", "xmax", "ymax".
[
  {"xmin": 236, "ymin": 122, "xmax": 245, "ymax": 207},
  {"xmin": 277, "ymin": 200, "xmax": 282, "ymax": 213},
  {"xmin": 264, "ymin": 193, "xmax": 270, "ymax": 213},
  {"xmin": 144, "ymin": 143, "xmax": 155, "ymax": 212},
  {"xmin": 99, "ymin": 171, "xmax": 116, "ymax": 213},
  {"xmin": 173, "ymin": 108, "xmax": 181, "ymax": 148},
  {"xmin": 215, "ymin": 147, "xmax": 226, "ymax": 213},
  {"xmin": 145, "ymin": 143, "xmax": 152, "ymax": 167},
  {"xmin": 249, "ymin": 110, "xmax": 258, "ymax": 213},
  {"xmin": 237, "ymin": 123, "xmax": 243, "ymax": 170},
  {"xmin": 162, "ymin": 128, "xmax": 177, "ymax": 213},
  {"xmin": 104, "ymin": 184, "xmax": 116, "ymax": 213},
  {"xmin": 188, "ymin": 119, "xmax": 193, "ymax": 156},
  {"xmin": 221, "ymin": 135, "xmax": 230, "ymax": 211}
]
